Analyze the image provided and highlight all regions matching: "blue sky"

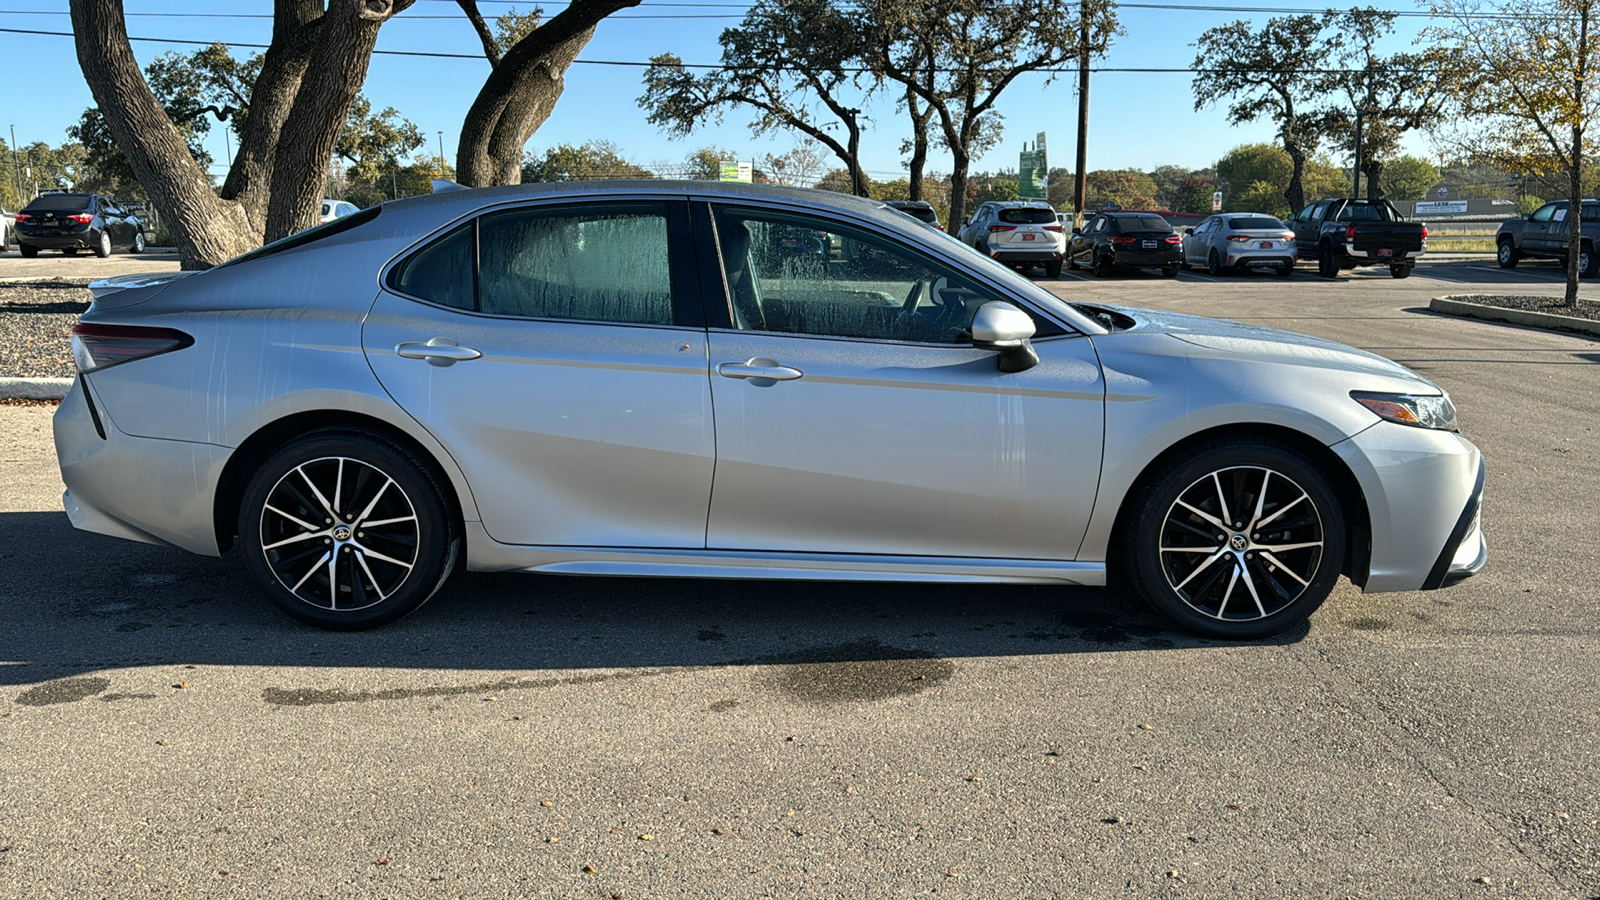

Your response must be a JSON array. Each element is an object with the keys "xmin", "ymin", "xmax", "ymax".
[{"xmin": 0, "ymin": 0, "xmax": 1431, "ymax": 184}]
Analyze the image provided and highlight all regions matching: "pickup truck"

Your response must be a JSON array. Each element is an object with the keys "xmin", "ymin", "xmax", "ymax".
[
  {"xmin": 1286, "ymin": 198, "xmax": 1428, "ymax": 279},
  {"xmin": 1495, "ymin": 199, "xmax": 1600, "ymax": 276}
]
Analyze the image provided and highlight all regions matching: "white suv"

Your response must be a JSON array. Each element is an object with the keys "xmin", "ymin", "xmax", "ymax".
[{"xmin": 957, "ymin": 201, "xmax": 1066, "ymax": 277}]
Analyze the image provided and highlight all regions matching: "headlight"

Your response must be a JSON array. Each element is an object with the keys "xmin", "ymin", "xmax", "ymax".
[{"xmin": 1351, "ymin": 391, "xmax": 1459, "ymax": 431}]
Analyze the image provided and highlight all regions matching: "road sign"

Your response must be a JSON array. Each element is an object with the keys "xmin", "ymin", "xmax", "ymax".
[
  {"xmin": 1213, "ymin": 191, "xmax": 1223, "ymax": 211},
  {"xmin": 1019, "ymin": 133, "xmax": 1048, "ymax": 200},
  {"xmin": 719, "ymin": 161, "xmax": 752, "ymax": 183}
]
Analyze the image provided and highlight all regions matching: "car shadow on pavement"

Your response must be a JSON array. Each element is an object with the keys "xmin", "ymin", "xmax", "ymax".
[{"xmin": 0, "ymin": 511, "xmax": 1307, "ymax": 689}]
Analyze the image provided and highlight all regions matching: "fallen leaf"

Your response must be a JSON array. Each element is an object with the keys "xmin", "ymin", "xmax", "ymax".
[
  {"xmin": 582, "ymin": 865, "xmax": 598, "ymax": 875},
  {"xmin": 184, "ymin": 665, "xmax": 197, "ymax": 670},
  {"xmin": 541, "ymin": 800, "xmax": 554, "ymax": 808},
  {"xmin": 1226, "ymin": 804, "xmax": 1241, "ymax": 811},
  {"xmin": 373, "ymin": 858, "xmax": 389, "ymax": 866},
  {"xmin": 711, "ymin": 828, "xmax": 725, "ymax": 835},
  {"xmin": 155, "ymin": 739, "xmax": 170, "ymax": 746},
  {"xmin": 174, "ymin": 682, "xmax": 189, "ymax": 690},
  {"xmin": 639, "ymin": 834, "xmax": 654, "ymax": 841}
]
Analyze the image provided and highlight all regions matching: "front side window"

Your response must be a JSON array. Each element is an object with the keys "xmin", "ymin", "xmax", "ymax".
[
  {"xmin": 390, "ymin": 202, "xmax": 675, "ymax": 326},
  {"xmin": 1530, "ymin": 203, "xmax": 1557, "ymax": 223},
  {"xmin": 713, "ymin": 206, "xmax": 997, "ymax": 344}
]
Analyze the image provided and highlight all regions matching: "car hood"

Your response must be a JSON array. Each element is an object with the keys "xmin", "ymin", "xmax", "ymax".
[{"xmin": 1114, "ymin": 305, "xmax": 1438, "ymax": 388}]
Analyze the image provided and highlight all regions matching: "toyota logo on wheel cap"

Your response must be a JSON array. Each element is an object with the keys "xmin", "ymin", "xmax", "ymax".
[{"xmin": 1230, "ymin": 534, "xmax": 1248, "ymax": 551}]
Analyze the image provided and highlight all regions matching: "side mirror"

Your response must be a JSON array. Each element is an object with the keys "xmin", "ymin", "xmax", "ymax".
[
  {"xmin": 1071, "ymin": 226, "xmax": 1082, "ymax": 235},
  {"xmin": 1183, "ymin": 227, "xmax": 1194, "ymax": 235},
  {"xmin": 970, "ymin": 301, "xmax": 1039, "ymax": 373}
]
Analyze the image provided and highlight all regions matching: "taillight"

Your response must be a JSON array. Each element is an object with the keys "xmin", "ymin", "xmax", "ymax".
[
  {"xmin": 70, "ymin": 323, "xmax": 194, "ymax": 373},
  {"xmin": 1282, "ymin": 232, "xmax": 1295, "ymax": 240},
  {"xmin": 1043, "ymin": 224, "xmax": 1065, "ymax": 233},
  {"xmin": 1421, "ymin": 226, "xmax": 1428, "ymax": 240},
  {"xmin": 1345, "ymin": 225, "xmax": 1356, "ymax": 241},
  {"xmin": 1226, "ymin": 234, "xmax": 1251, "ymax": 242},
  {"xmin": 988, "ymin": 224, "xmax": 1017, "ymax": 233},
  {"xmin": 1164, "ymin": 235, "xmax": 1182, "ymax": 244},
  {"xmin": 1110, "ymin": 236, "xmax": 1136, "ymax": 245},
  {"xmin": 14, "ymin": 212, "xmax": 30, "ymax": 222},
  {"xmin": 68, "ymin": 213, "xmax": 94, "ymax": 224}
]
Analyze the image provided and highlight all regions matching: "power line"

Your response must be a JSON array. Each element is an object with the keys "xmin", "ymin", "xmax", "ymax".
[{"xmin": 0, "ymin": 28, "xmax": 1491, "ymax": 73}]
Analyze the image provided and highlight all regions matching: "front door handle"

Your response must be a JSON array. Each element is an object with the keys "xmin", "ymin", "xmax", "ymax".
[
  {"xmin": 395, "ymin": 337, "xmax": 482, "ymax": 367},
  {"xmin": 716, "ymin": 358, "xmax": 803, "ymax": 382}
]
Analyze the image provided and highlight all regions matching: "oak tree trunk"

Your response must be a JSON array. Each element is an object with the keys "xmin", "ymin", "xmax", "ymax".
[{"xmin": 456, "ymin": 0, "xmax": 643, "ymax": 186}]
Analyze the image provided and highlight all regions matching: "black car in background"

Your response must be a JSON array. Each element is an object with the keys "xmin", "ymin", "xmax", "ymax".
[
  {"xmin": 883, "ymin": 199, "xmax": 941, "ymax": 229},
  {"xmin": 14, "ymin": 192, "xmax": 147, "ymax": 258},
  {"xmin": 1067, "ymin": 211, "xmax": 1183, "ymax": 277}
]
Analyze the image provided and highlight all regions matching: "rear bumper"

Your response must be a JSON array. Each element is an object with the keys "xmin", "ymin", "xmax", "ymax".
[
  {"xmin": 53, "ymin": 377, "xmax": 226, "ymax": 556},
  {"xmin": 1108, "ymin": 249, "xmax": 1181, "ymax": 268},
  {"xmin": 1224, "ymin": 248, "xmax": 1296, "ymax": 268},
  {"xmin": 17, "ymin": 225, "xmax": 97, "ymax": 249},
  {"xmin": 990, "ymin": 248, "xmax": 1062, "ymax": 263}
]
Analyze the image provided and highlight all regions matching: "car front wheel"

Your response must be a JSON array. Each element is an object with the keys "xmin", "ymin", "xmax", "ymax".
[
  {"xmin": 1122, "ymin": 438, "xmax": 1346, "ymax": 639},
  {"xmin": 1496, "ymin": 240, "xmax": 1519, "ymax": 268},
  {"xmin": 239, "ymin": 430, "xmax": 459, "ymax": 631}
]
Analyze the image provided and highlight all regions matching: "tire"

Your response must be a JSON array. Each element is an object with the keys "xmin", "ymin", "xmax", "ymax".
[
  {"xmin": 238, "ymin": 429, "xmax": 459, "ymax": 631},
  {"xmin": 1160, "ymin": 265, "xmax": 1177, "ymax": 278},
  {"xmin": 1389, "ymin": 264, "xmax": 1411, "ymax": 279},
  {"xmin": 1582, "ymin": 243, "xmax": 1599, "ymax": 278},
  {"xmin": 1121, "ymin": 438, "xmax": 1347, "ymax": 639},
  {"xmin": 19, "ymin": 243, "xmax": 38, "ymax": 258},
  {"xmin": 1275, "ymin": 263, "xmax": 1294, "ymax": 277},
  {"xmin": 1316, "ymin": 245, "xmax": 1339, "ymax": 278},
  {"xmin": 94, "ymin": 231, "xmax": 112, "ymax": 258},
  {"xmin": 1045, "ymin": 259, "xmax": 1063, "ymax": 278},
  {"xmin": 1093, "ymin": 250, "xmax": 1113, "ymax": 278},
  {"xmin": 1496, "ymin": 240, "xmax": 1519, "ymax": 268},
  {"xmin": 131, "ymin": 231, "xmax": 146, "ymax": 254},
  {"xmin": 1066, "ymin": 251, "xmax": 1079, "ymax": 271},
  {"xmin": 1207, "ymin": 250, "xmax": 1226, "ymax": 277}
]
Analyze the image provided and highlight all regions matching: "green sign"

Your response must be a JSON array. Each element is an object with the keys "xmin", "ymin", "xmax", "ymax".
[
  {"xmin": 1018, "ymin": 132, "xmax": 1048, "ymax": 200},
  {"xmin": 719, "ymin": 160, "xmax": 752, "ymax": 183}
]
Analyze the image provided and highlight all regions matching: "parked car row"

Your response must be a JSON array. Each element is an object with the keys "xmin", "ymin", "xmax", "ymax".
[
  {"xmin": 953, "ymin": 200, "xmax": 1435, "ymax": 280},
  {"xmin": 1495, "ymin": 199, "xmax": 1600, "ymax": 275}
]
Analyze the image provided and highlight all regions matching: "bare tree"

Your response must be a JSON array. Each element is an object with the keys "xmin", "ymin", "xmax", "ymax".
[{"xmin": 1430, "ymin": 0, "xmax": 1600, "ymax": 304}]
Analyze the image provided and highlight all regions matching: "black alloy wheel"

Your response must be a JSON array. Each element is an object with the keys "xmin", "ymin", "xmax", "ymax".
[
  {"xmin": 239, "ymin": 429, "xmax": 459, "ymax": 631},
  {"xmin": 1122, "ymin": 438, "xmax": 1347, "ymax": 639}
]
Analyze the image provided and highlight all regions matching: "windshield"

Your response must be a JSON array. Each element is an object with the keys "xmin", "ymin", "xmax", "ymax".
[{"xmin": 24, "ymin": 194, "xmax": 92, "ymax": 213}]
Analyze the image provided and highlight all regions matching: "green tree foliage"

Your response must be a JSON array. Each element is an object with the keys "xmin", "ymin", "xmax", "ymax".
[
  {"xmin": 865, "ymin": 0, "xmax": 1118, "ymax": 230},
  {"xmin": 1084, "ymin": 169, "xmax": 1158, "ymax": 210},
  {"xmin": 1382, "ymin": 155, "xmax": 1439, "ymax": 201},
  {"xmin": 1193, "ymin": 14, "xmax": 1331, "ymax": 213},
  {"xmin": 870, "ymin": 177, "xmax": 912, "ymax": 200},
  {"xmin": 1430, "ymin": 0, "xmax": 1600, "ymax": 303},
  {"xmin": 1045, "ymin": 166, "xmax": 1074, "ymax": 210},
  {"xmin": 1167, "ymin": 172, "xmax": 1219, "ymax": 214},
  {"xmin": 1216, "ymin": 144, "xmax": 1290, "ymax": 198},
  {"xmin": 974, "ymin": 179, "xmax": 1020, "ymax": 204},
  {"xmin": 1233, "ymin": 180, "xmax": 1292, "ymax": 217},
  {"xmin": 1515, "ymin": 194, "xmax": 1547, "ymax": 215},
  {"xmin": 1319, "ymin": 9, "xmax": 1440, "ymax": 200},
  {"xmin": 336, "ymin": 96, "xmax": 426, "ymax": 184},
  {"xmin": 0, "ymin": 140, "xmax": 86, "ymax": 209},
  {"xmin": 639, "ymin": 0, "xmax": 874, "ymax": 195},
  {"xmin": 522, "ymin": 140, "xmax": 654, "ymax": 182}
]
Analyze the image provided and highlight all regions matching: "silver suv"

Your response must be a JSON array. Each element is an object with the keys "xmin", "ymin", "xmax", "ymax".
[{"xmin": 957, "ymin": 200, "xmax": 1065, "ymax": 277}]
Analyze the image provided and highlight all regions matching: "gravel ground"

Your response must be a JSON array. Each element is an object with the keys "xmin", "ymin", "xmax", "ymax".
[
  {"xmin": 1448, "ymin": 293, "xmax": 1600, "ymax": 322},
  {"xmin": 0, "ymin": 281, "xmax": 90, "ymax": 379}
]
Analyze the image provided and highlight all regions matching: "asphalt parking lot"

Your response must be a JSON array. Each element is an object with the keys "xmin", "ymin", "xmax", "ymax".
[{"xmin": 1, "ymin": 253, "xmax": 1597, "ymax": 898}]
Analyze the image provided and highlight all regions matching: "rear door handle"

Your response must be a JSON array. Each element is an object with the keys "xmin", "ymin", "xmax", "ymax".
[
  {"xmin": 716, "ymin": 358, "xmax": 803, "ymax": 382},
  {"xmin": 395, "ymin": 337, "xmax": 482, "ymax": 367}
]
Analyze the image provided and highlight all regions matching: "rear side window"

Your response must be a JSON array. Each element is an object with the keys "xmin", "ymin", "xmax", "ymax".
[
  {"xmin": 1335, "ymin": 204, "xmax": 1393, "ymax": 222},
  {"xmin": 390, "ymin": 202, "xmax": 675, "ymax": 326},
  {"xmin": 1227, "ymin": 216, "xmax": 1284, "ymax": 230},
  {"xmin": 24, "ymin": 194, "xmax": 92, "ymax": 212},
  {"xmin": 998, "ymin": 207, "xmax": 1056, "ymax": 225}
]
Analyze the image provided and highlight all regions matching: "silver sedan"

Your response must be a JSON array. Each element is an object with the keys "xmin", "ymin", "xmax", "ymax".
[
  {"xmin": 55, "ymin": 182, "xmax": 1485, "ymax": 639},
  {"xmin": 1183, "ymin": 212, "xmax": 1297, "ymax": 276}
]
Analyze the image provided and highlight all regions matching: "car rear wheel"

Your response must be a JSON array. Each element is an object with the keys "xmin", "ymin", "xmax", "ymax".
[
  {"xmin": 1389, "ymin": 264, "xmax": 1411, "ymax": 279},
  {"xmin": 1275, "ymin": 263, "xmax": 1294, "ymax": 277},
  {"xmin": 94, "ymin": 231, "xmax": 112, "ymax": 258},
  {"xmin": 1496, "ymin": 240, "xmax": 1519, "ymax": 268},
  {"xmin": 1207, "ymin": 250, "xmax": 1226, "ymax": 277},
  {"xmin": 1121, "ymin": 438, "xmax": 1346, "ymax": 639},
  {"xmin": 1316, "ymin": 246, "xmax": 1339, "ymax": 278},
  {"xmin": 1044, "ymin": 259, "xmax": 1063, "ymax": 278},
  {"xmin": 1093, "ymin": 250, "xmax": 1113, "ymax": 278},
  {"xmin": 19, "ymin": 244, "xmax": 38, "ymax": 258},
  {"xmin": 1161, "ymin": 265, "xmax": 1177, "ymax": 278},
  {"xmin": 131, "ymin": 231, "xmax": 146, "ymax": 254},
  {"xmin": 239, "ymin": 430, "xmax": 459, "ymax": 631},
  {"xmin": 1581, "ymin": 243, "xmax": 1599, "ymax": 277}
]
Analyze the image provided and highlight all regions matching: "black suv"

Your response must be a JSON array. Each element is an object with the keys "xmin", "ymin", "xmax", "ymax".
[
  {"xmin": 1067, "ymin": 211, "xmax": 1182, "ymax": 277},
  {"xmin": 883, "ymin": 199, "xmax": 941, "ymax": 229},
  {"xmin": 15, "ymin": 192, "xmax": 147, "ymax": 258}
]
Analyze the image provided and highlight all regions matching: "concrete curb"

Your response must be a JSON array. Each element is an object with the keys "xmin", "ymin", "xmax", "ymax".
[
  {"xmin": 0, "ymin": 377, "xmax": 72, "ymax": 400},
  {"xmin": 1429, "ymin": 296, "xmax": 1600, "ymax": 338}
]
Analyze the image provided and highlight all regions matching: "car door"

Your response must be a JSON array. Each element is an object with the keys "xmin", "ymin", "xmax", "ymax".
[
  {"xmin": 1290, "ymin": 202, "xmax": 1322, "ymax": 253},
  {"xmin": 362, "ymin": 198, "xmax": 717, "ymax": 549},
  {"xmin": 1187, "ymin": 217, "xmax": 1213, "ymax": 265},
  {"xmin": 698, "ymin": 201, "xmax": 1105, "ymax": 561}
]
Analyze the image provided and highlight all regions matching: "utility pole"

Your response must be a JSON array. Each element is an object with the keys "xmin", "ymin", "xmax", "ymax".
[
  {"xmin": 9, "ymin": 125, "xmax": 21, "ymax": 207},
  {"xmin": 1072, "ymin": 0, "xmax": 1090, "ymax": 222},
  {"xmin": 1352, "ymin": 108, "xmax": 1364, "ymax": 199}
]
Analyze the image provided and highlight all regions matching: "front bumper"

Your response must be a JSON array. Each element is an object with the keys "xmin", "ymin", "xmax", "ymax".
[
  {"xmin": 1331, "ymin": 422, "xmax": 1485, "ymax": 593},
  {"xmin": 54, "ymin": 377, "xmax": 227, "ymax": 556}
]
